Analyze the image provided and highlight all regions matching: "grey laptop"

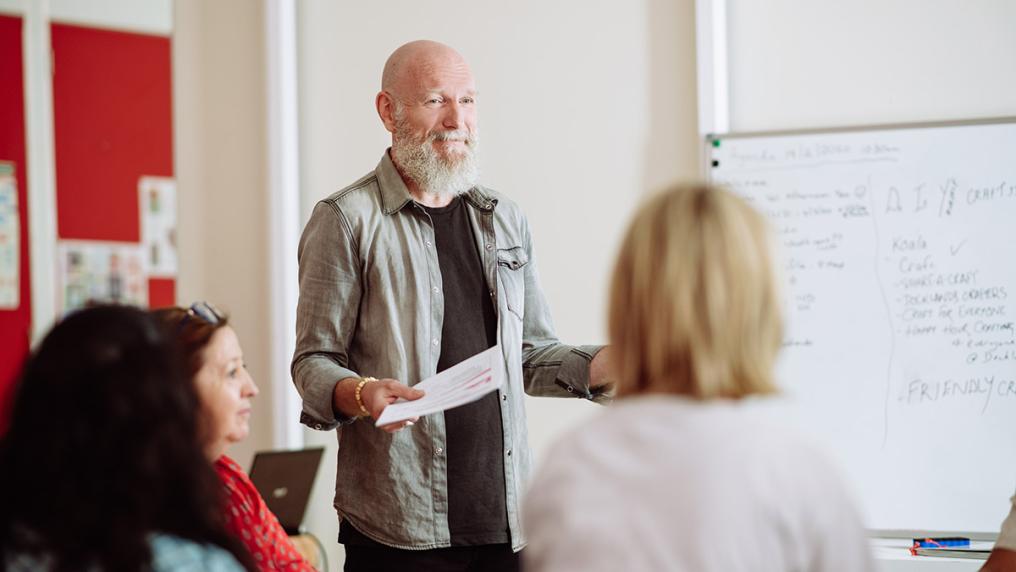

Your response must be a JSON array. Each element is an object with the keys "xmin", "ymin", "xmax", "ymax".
[{"xmin": 248, "ymin": 447, "xmax": 325, "ymax": 535}]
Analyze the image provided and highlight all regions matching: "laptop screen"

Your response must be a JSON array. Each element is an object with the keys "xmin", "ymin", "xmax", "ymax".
[{"xmin": 248, "ymin": 447, "xmax": 324, "ymax": 536}]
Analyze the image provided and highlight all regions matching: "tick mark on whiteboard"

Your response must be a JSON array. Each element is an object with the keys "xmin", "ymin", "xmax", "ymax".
[{"xmin": 949, "ymin": 240, "xmax": 967, "ymax": 256}]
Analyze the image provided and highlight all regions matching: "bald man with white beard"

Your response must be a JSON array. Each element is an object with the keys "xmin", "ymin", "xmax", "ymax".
[{"xmin": 292, "ymin": 40, "xmax": 613, "ymax": 571}]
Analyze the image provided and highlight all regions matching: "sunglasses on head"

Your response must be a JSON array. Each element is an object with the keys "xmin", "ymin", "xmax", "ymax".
[{"xmin": 179, "ymin": 301, "xmax": 224, "ymax": 328}]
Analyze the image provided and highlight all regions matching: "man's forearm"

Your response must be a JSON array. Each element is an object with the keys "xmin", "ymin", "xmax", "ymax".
[
  {"xmin": 333, "ymin": 377, "xmax": 365, "ymax": 419},
  {"xmin": 331, "ymin": 376, "xmax": 425, "ymax": 432}
]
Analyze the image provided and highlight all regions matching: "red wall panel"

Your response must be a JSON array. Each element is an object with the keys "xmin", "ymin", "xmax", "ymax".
[
  {"xmin": 51, "ymin": 23, "xmax": 173, "ymax": 243},
  {"xmin": 147, "ymin": 277, "xmax": 176, "ymax": 309},
  {"xmin": 0, "ymin": 15, "xmax": 31, "ymax": 428},
  {"xmin": 51, "ymin": 23, "xmax": 176, "ymax": 310}
]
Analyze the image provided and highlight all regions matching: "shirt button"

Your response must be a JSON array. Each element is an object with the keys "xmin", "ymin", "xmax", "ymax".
[
  {"xmin": 436, "ymin": 447, "xmax": 444, "ymax": 454},
  {"xmin": 432, "ymin": 338, "xmax": 440, "ymax": 346},
  {"xmin": 501, "ymin": 394, "xmax": 507, "ymax": 401},
  {"xmin": 485, "ymin": 244, "xmax": 493, "ymax": 251},
  {"xmin": 506, "ymin": 449, "xmax": 512, "ymax": 456},
  {"xmin": 314, "ymin": 424, "xmax": 323, "ymax": 430},
  {"xmin": 432, "ymin": 286, "xmax": 439, "ymax": 294},
  {"xmin": 425, "ymin": 240, "xmax": 432, "ymax": 247}
]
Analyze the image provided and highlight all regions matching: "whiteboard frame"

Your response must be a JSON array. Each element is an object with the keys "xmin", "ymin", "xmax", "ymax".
[
  {"xmin": 875, "ymin": 529, "xmax": 997, "ymax": 541},
  {"xmin": 706, "ymin": 116, "xmax": 1016, "ymax": 145},
  {"xmin": 705, "ymin": 115, "xmax": 1016, "ymax": 540},
  {"xmin": 703, "ymin": 116, "xmax": 1016, "ymax": 201}
]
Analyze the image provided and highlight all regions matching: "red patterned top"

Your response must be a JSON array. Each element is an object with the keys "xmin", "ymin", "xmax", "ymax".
[{"xmin": 215, "ymin": 456, "xmax": 316, "ymax": 571}]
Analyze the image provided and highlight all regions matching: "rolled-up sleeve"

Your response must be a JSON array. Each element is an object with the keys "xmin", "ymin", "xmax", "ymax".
[
  {"xmin": 516, "ymin": 216, "xmax": 606, "ymax": 401},
  {"xmin": 292, "ymin": 201, "xmax": 362, "ymax": 429}
]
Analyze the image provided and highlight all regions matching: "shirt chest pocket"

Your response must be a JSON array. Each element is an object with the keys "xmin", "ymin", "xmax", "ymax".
[{"xmin": 496, "ymin": 246, "xmax": 529, "ymax": 321}]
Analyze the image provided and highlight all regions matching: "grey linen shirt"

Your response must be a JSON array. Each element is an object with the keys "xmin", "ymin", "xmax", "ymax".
[{"xmin": 292, "ymin": 151, "xmax": 605, "ymax": 552}]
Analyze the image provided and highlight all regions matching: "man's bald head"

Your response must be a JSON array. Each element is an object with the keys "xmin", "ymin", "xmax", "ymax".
[
  {"xmin": 381, "ymin": 40, "xmax": 472, "ymax": 99},
  {"xmin": 375, "ymin": 40, "xmax": 480, "ymax": 202}
]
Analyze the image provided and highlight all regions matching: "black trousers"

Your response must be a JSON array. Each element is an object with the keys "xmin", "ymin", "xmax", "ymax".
[{"xmin": 343, "ymin": 543, "xmax": 520, "ymax": 572}]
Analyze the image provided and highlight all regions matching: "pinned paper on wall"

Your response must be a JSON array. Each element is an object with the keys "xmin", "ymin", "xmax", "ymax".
[
  {"xmin": 139, "ymin": 176, "xmax": 177, "ymax": 277},
  {"xmin": 58, "ymin": 240, "xmax": 146, "ymax": 314},
  {"xmin": 0, "ymin": 162, "xmax": 19, "ymax": 309}
]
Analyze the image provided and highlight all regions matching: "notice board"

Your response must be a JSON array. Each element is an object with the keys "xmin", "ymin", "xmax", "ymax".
[
  {"xmin": 0, "ymin": 14, "xmax": 30, "ymax": 429},
  {"xmin": 51, "ymin": 22, "xmax": 176, "ymax": 309}
]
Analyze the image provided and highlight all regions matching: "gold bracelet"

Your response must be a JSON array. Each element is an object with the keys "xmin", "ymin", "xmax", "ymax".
[{"xmin": 354, "ymin": 377, "xmax": 378, "ymax": 417}]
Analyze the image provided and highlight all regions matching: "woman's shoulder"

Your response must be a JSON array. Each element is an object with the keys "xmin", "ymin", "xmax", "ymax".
[
  {"xmin": 214, "ymin": 455, "xmax": 267, "ymax": 523},
  {"xmin": 150, "ymin": 533, "xmax": 246, "ymax": 572},
  {"xmin": 5, "ymin": 534, "xmax": 247, "ymax": 572},
  {"xmin": 215, "ymin": 454, "xmax": 245, "ymax": 476},
  {"xmin": 215, "ymin": 455, "xmax": 259, "ymax": 496},
  {"xmin": 538, "ymin": 395, "xmax": 838, "ymax": 480}
]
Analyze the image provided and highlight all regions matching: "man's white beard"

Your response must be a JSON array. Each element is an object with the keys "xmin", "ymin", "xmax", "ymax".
[{"xmin": 391, "ymin": 119, "xmax": 480, "ymax": 199}]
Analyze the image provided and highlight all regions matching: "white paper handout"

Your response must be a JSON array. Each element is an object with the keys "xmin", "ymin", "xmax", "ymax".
[
  {"xmin": 57, "ymin": 240, "xmax": 147, "ymax": 315},
  {"xmin": 374, "ymin": 345, "xmax": 504, "ymax": 427},
  {"xmin": 138, "ymin": 176, "xmax": 177, "ymax": 277}
]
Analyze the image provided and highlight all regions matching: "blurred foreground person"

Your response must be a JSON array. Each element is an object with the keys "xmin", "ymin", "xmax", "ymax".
[
  {"xmin": 156, "ymin": 303, "xmax": 315, "ymax": 571},
  {"xmin": 0, "ymin": 305, "xmax": 253, "ymax": 571},
  {"xmin": 982, "ymin": 494, "xmax": 1016, "ymax": 571},
  {"xmin": 523, "ymin": 184, "xmax": 875, "ymax": 572}
]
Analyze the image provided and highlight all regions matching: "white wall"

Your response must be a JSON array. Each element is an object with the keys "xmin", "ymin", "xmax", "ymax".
[
  {"xmin": 726, "ymin": 0, "xmax": 1016, "ymax": 132},
  {"xmin": 297, "ymin": 0, "xmax": 699, "ymax": 565},
  {"xmin": 174, "ymin": 0, "xmax": 273, "ymax": 468}
]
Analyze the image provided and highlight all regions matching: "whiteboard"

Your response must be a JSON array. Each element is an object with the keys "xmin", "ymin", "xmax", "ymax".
[{"xmin": 707, "ymin": 118, "xmax": 1016, "ymax": 533}]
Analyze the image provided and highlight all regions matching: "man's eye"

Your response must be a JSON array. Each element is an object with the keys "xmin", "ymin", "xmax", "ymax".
[
  {"xmin": 426, "ymin": 98, "xmax": 443, "ymax": 105},
  {"xmin": 461, "ymin": 97, "xmax": 475, "ymax": 104}
]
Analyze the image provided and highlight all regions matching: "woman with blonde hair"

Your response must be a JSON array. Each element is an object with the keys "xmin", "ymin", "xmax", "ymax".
[{"xmin": 523, "ymin": 184, "xmax": 873, "ymax": 571}]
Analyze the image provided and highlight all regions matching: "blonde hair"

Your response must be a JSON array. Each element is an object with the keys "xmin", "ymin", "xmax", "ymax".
[{"xmin": 608, "ymin": 183, "xmax": 783, "ymax": 399}]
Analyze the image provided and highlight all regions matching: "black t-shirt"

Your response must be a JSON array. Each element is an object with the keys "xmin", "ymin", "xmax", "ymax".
[
  {"xmin": 426, "ymin": 197, "xmax": 507, "ymax": 546},
  {"xmin": 340, "ymin": 197, "xmax": 509, "ymax": 547}
]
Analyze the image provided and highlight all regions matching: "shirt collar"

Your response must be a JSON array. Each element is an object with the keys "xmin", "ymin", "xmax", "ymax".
[
  {"xmin": 375, "ymin": 150, "xmax": 415, "ymax": 215},
  {"xmin": 375, "ymin": 149, "xmax": 498, "ymax": 215}
]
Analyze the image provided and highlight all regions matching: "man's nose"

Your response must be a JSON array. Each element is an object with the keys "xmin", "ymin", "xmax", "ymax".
[{"xmin": 442, "ymin": 101, "xmax": 465, "ymax": 130}]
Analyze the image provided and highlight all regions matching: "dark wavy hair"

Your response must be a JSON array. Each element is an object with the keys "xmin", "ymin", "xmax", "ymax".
[
  {"xmin": 152, "ymin": 305, "xmax": 232, "ymax": 453},
  {"xmin": 0, "ymin": 305, "xmax": 256, "ymax": 571},
  {"xmin": 151, "ymin": 305, "xmax": 230, "ymax": 379}
]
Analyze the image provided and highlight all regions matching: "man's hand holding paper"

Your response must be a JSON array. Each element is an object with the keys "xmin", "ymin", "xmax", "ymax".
[{"xmin": 374, "ymin": 345, "xmax": 504, "ymax": 427}]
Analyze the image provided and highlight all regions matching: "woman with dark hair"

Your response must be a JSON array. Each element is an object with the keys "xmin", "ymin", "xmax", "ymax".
[
  {"xmin": 154, "ymin": 303, "xmax": 315, "ymax": 571},
  {"xmin": 0, "ymin": 304, "xmax": 256, "ymax": 572}
]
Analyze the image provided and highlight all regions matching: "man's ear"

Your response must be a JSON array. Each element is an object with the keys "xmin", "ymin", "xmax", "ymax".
[{"xmin": 376, "ymin": 91, "xmax": 398, "ymax": 134}]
